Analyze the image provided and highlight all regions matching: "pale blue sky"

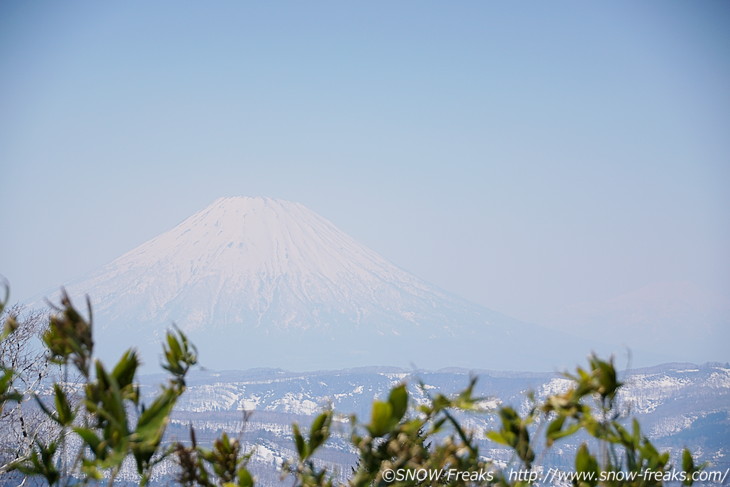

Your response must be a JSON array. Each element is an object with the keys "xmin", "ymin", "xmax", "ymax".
[{"xmin": 1, "ymin": 1, "xmax": 728, "ymax": 361}]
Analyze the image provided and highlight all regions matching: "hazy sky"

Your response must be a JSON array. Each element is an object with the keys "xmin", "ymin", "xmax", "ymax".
[{"xmin": 1, "ymin": 2, "xmax": 728, "ymax": 359}]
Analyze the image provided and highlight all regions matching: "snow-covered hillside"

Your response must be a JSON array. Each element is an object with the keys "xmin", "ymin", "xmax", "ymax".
[{"xmin": 141, "ymin": 362, "xmax": 728, "ymax": 486}]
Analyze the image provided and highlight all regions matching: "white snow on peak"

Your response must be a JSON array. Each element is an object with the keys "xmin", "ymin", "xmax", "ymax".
[
  {"xmin": 51, "ymin": 196, "xmax": 570, "ymax": 371},
  {"xmin": 62, "ymin": 196, "xmax": 446, "ymax": 332}
]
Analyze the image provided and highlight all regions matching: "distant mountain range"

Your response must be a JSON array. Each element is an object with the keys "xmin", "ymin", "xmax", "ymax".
[
  {"xmin": 48, "ymin": 196, "xmax": 612, "ymax": 371},
  {"xmin": 132, "ymin": 361, "xmax": 727, "ymax": 486}
]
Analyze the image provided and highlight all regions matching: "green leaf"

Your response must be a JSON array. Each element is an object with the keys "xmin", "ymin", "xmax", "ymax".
[
  {"xmin": 1, "ymin": 314, "xmax": 18, "ymax": 341},
  {"xmin": 0, "ymin": 368, "xmax": 21, "ymax": 404},
  {"xmin": 454, "ymin": 377, "xmax": 479, "ymax": 409},
  {"xmin": 403, "ymin": 418, "xmax": 425, "ymax": 435},
  {"xmin": 136, "ymin": 387, "xmax": 177, "ymax": 440},
  {"xmin": 308, "ymin": 410, "xmax": 332, "ymax": 454},
  {"xmin": 683, "ymin": 449, "xmax": 694, "ymax": 472},
  {"xmin": 546, "ymin": 415, "xmax": 566, "ymax": 445},
  {"xmin": 430, "ymin": 417, "xmax": 447, "ymax": 434},
  {"xmin": 112, "ymin": 349, "xmax": 140, "ymax": 391},
  {"xmin": 368, "ymin": 401, "xmax": 393, "ymax": 437},
  {"xmin": 53, "ymin": 384, "xmax": 75, "ymax": 426},
  {"xmin": 682, "ymin": 448, "xmax": 697, "ymax": 486},
  {"xmin": 162, "ymin": 327, "xmax": 197, "ymax": 380},
  {"xmin": 575, "ymin": 443, "xmax": 598, "ymax": 487},
  {"xmin": 432, "ymin": 394, "xmax": 451, "ymax": 412},
  {"xmin": 238, "ymin": 467, "xmax": 254, "ymax": 487},
  {"xmin": 133, "ymin": 386, "xmax": 179, "ymax": 471},
  {"xmin": 292, "ymin": 423, "xmax": 306, "ymax": 459},
  {"xmin": 486, "ymin": 431, "xmax": 509, "ymax": 446},
  {"xmin": 74, "ymin": 427, "xmax": 103, "ymax": 456},
  {"xmin": 388, "ymin": 384, "xmax": 408, "ymax": 422},
  {"xmin": 551, "ymin": 422, "xmax": 581, "ymax": 443},
  {"xmin": 167, "ymin": 331, "xmax": 182, "ymax": 360},
  {"xmin": 80, "ymin": 460, "xmax": 104, "ymax": 480}
]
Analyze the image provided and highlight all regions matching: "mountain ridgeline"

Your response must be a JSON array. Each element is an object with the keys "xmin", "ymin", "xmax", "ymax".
[{"xmin": 55, "ymin": 196, "xmax": 600, "ymax": 371}]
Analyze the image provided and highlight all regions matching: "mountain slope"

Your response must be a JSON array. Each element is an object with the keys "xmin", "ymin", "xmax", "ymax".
[{"xmin": 53, "ymin": 196, "xmax": 603, "ymax": 371}]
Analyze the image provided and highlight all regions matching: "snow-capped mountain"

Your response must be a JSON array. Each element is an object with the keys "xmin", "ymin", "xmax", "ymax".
[{"xmin": 52, "ymin": 196, "xmax": 601, "ymax": 371}]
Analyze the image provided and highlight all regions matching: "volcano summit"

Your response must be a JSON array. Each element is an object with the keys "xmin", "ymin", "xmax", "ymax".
[{"xmin": 56, "ymin": 197, "xmax": 591, "ymax": 371}]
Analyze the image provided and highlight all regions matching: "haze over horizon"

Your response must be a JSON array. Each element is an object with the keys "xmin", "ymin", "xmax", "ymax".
[{"xmin": 1, "ymin": 2, "xmax": 728, "ymax": 366}]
